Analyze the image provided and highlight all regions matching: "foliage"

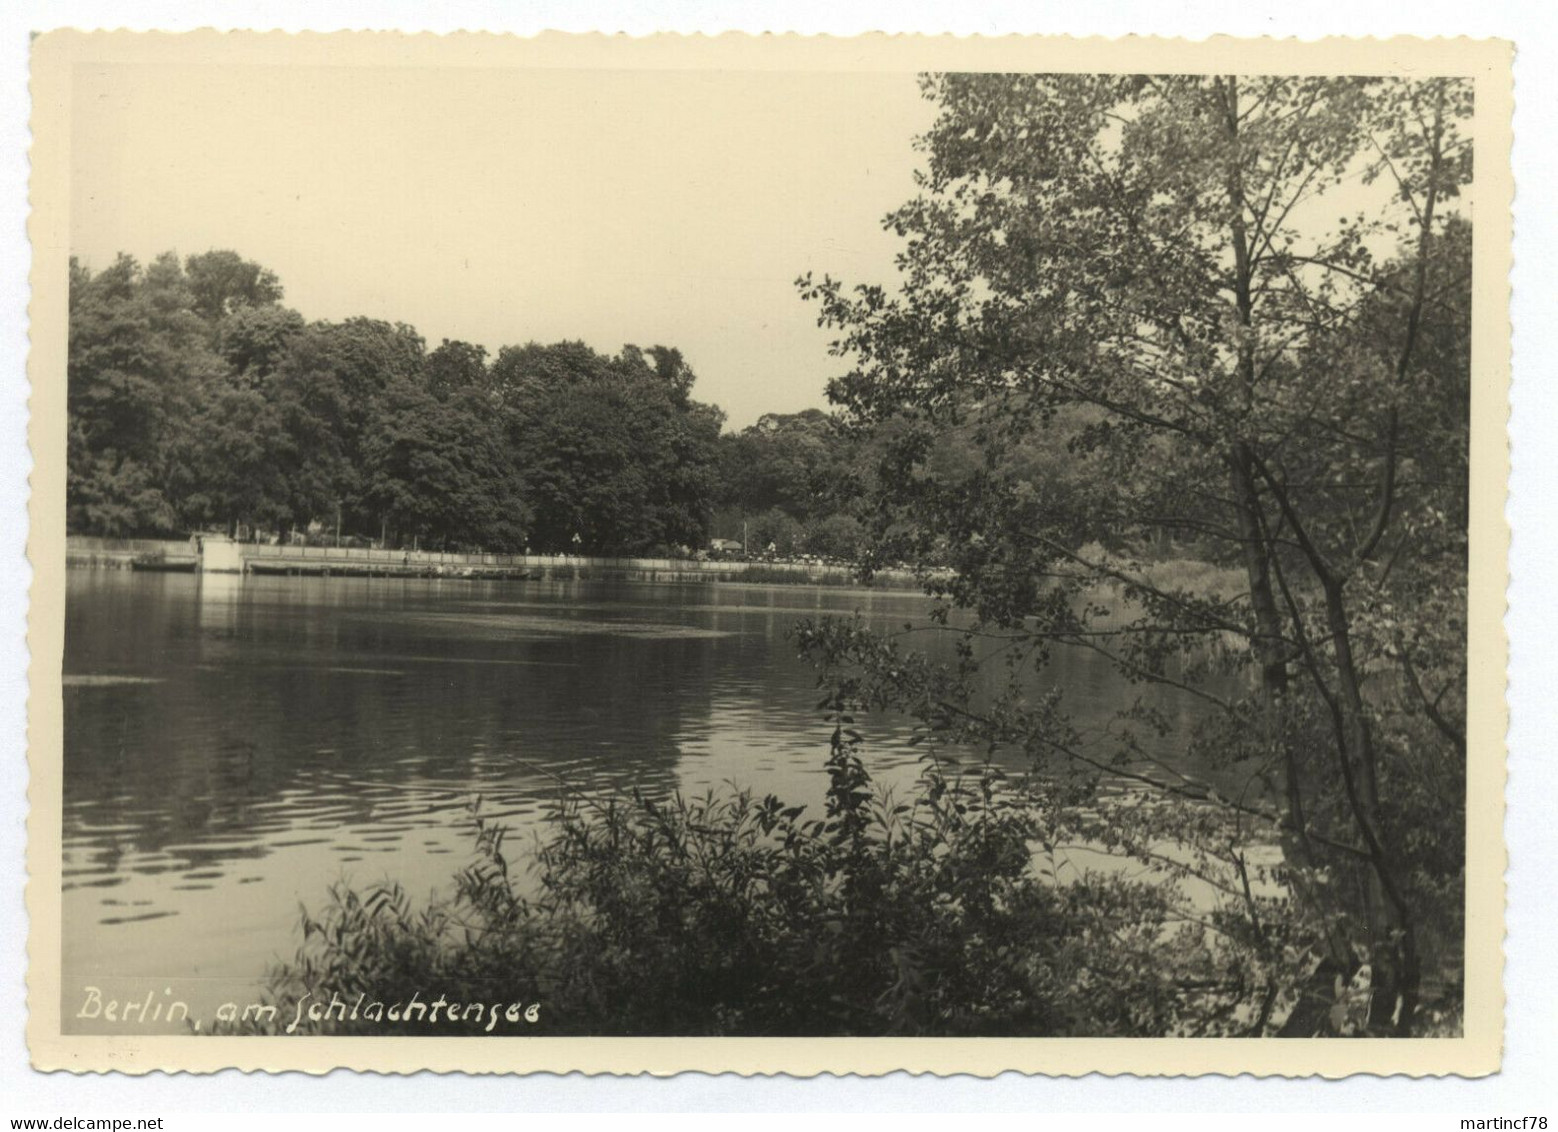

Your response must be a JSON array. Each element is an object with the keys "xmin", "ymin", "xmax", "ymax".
[
  {"xmin": 711, "ymin": 408, "xmax": 902, "ymax": 559},
  {"xmin": 216, "ymin": 303, "xmax": 305, "ymax": 385},
  {"xmin": 184, "ymin": 249, "xmax": 284, "ymax": 321},
  {"xmin": 716, "ymin": 409, "xmax": 847, "ymax": 521},
  {"xmin": 248, "ymin": 695, "xmax": 1304, "ymax": 1037},
  {"xmin": 67, "ymin": 252, "xmax": 227, "ymax": 534},
  {"xmin": 804, "ymin": 512, "xmax": 868, "ymax": 561},
  {"xmin": 799, "ymin": 73, "xmax": 1472, "ymax": 1033},
  {"xmin": 66, "ymin": 254, "xmax": 723, "ymax": 553},
  {"xmin": 746, "ymin": 507, "xmax": 805, "ymax": 557},
  {"xmin": 505, "ymin": 342, "xmax": 724, "ymax": 554},
  {"xmin": 360, "ymin": 377, "xmax": 530, "ymax": 551},
  {"xmin": 70, "ymin": 73, "xmax": 1473, "ymax": 1039}
]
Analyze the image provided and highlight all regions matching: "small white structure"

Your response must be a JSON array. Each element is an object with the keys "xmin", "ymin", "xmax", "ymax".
[{"xmin": 198, "ymin": 533, "xmax": 244, "ymax": 574}]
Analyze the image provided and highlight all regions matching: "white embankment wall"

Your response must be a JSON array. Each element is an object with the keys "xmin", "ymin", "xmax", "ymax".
[{"xmin": 65, "ymin": 536, "xmax": 927, "ymax": 589}]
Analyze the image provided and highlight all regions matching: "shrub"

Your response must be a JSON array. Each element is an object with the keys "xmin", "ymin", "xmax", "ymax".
[{"xmin": 245, "ymin": 707, "xmax": 1283, "ymax": 1037}]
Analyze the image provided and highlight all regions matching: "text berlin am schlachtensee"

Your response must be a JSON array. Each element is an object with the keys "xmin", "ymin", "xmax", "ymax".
[{"xmin": 76, "ymin": 986, "xmax": 543, "ymax": 1032}]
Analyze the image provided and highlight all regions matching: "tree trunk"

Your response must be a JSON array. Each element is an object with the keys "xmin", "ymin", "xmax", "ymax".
[
  {"xmin": 1320, "ymin": 578, "xmax": 1420, "ymax": 1033},
  {"xmin": 1219, "ymin": 79, "xmax": 1304, "ymax": 836},
  {"xmin": 1229, "ymin": 449, "xmax": 1309, "ymax": 845}
]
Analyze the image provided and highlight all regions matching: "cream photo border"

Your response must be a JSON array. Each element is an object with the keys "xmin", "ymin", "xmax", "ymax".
[{"xmin": 24, "ymin": 29, "xmax": 1512, "ymax": 1077}]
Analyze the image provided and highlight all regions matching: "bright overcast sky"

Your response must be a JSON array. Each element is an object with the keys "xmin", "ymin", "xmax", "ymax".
[{"xmin": 68, "ymin": 62, "xmax": 937, "ymax": 430}]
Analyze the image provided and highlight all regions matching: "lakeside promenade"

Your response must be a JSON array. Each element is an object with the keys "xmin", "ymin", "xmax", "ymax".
[{"xmin": 65, "ymin": 536, "xmax": 926, "ymax": 589}]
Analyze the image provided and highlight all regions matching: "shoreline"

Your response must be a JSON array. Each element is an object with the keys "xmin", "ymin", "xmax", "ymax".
[{"xmin": 64, "ymin": 535, "xmax": 932, "ymax": 592}]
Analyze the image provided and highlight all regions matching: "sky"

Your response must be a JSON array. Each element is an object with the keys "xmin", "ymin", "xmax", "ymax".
[{"xmin": 68, "ymin": 62, "xmax": 938, "ymax": 429}]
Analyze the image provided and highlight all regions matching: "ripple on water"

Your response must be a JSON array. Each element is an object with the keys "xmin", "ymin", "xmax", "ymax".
[
  {"xmin": 63, "ymin": 875, "xmax": 124, "ymax": 892},
  {"xmin": 156, "ymin": 839, "xmax": 268, "ymax": 856},
  {"xmin": 397, "ymin": 611, "xmax": 733, "ymax": 640},
  {"xmin": 63, "ymin": 674, "xmax": 164, "ymax": 687},
  {"xmin": 63, "ymin": 574, "xmax": 1058, "ymax": 1028},
  {"xmin": 99, "ymin": 910, "xmax": 177, "ymax": 926}
]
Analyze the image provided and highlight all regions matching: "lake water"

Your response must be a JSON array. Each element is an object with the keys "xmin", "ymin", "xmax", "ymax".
[{"xmin": 60, "ymin": 570, "xmax": 1216, "ymax": 1032}]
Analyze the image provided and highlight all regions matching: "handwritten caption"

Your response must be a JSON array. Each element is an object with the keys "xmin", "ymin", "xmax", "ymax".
[{"xmin": 76, "ymin": 985, "xmax": 543, "ymax": 1033}]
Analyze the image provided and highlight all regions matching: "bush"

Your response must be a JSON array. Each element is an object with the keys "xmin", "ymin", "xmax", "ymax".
[{"xmin": 244, "ymin": 709, "xmax": 1281, "ymax": 1037}]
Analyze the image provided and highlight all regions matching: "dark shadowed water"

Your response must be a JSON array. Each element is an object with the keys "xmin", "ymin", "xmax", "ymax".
[{"xmin": 61, "ymin": 570, "xmax": 1216, "ymax": 1032}]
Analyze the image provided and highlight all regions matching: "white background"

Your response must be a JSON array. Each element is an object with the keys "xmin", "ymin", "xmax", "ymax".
[{"xmin": 0, "ymin": 1, "xmax": 1552, "ymax": 1119}]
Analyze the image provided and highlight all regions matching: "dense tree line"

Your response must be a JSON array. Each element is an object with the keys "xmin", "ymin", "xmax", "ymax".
[
  {"xmin": 66, "ymin": 251, "xmax": 730, "ymax": 555},
  {"xmin": 711, "ymin": 408, "xmax": 869, "ymax": 558},
  {"xmin": 67, "ymin": 250, "xmax": 906, "ymax": 559}
]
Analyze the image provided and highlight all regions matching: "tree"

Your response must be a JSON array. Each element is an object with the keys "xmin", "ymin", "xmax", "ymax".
[
  {"xmin": 217, "ymin": 304, "xmax": 305, "ymax": 385},
  {"xmin": 65, "ymin": 250, "xmax": 732, "ymax": 553},
  {"xmin": 171, "ymin": 385, "xmax": 297, "ymax": 534},
  {"xmin": 360, "ymin": 376, "xmax": 529, "ymax": 550},
  {"xmin": 749, "ymin": 507, "xmax": 803, "ymax": 557},
  {"xmin": 630, "ymin": 344, "xmax": 697, "ymax": 407},
  {"xmin": 804, "ymin": 512, "xmax": 867, "ymax": 560},
  {"xmin": 425, "ymin": 338, "xmax": 491, "ymax": 400},
  {"xmin": 801, "ymin": 74, "xmax": 1472, "ymax": 1033},
  {"xmin": 506, "ymin": 343, "xmax": 722, "ymax": 554},
  {"xmin": 269, "ymin": 317, "xmax": 427, "ymax": 532},
  {"xmin": 490, "ymin": 339, "xmax": 610, "ymax": 404},
  {"xmin": 67, "ymin": 253, "xmax": 227, "ymax": 534},
  {"xmin": 184, "ymin": 249, "xmax": 284, "ymax": 322},
  {"xmin": 717, "ymin": 409, "xmax": 844, "ymax": 521}
]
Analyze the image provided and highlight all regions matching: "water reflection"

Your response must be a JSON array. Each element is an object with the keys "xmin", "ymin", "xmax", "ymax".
[{"xmin": 61, "ymin": 570, "xmax": 1223, "ymax": 1032}]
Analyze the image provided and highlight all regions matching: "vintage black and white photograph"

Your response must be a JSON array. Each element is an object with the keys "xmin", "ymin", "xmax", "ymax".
[{"xmin": 26, "ymin": 31, "xmax": 1509, "ymax": 1075}]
